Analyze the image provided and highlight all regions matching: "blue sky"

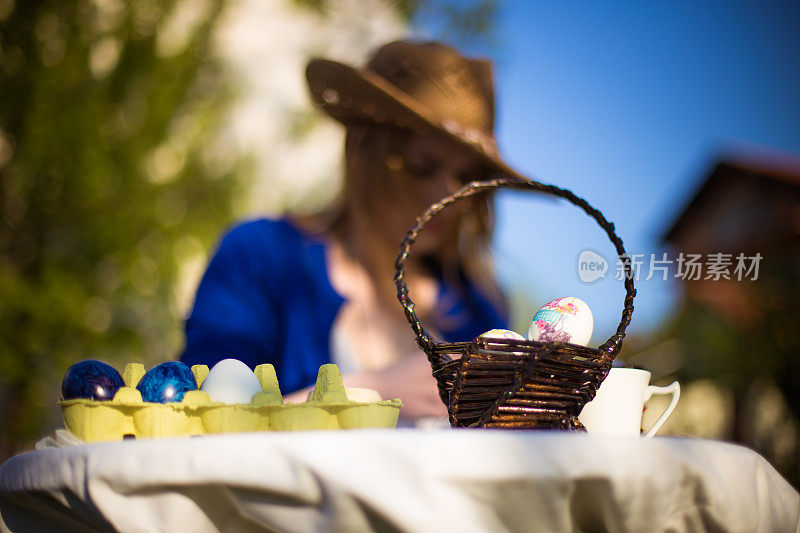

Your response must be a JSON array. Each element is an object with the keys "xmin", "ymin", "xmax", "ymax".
[{"xmin": 420, "ymin": 1, "xmax": 800, "ymax": 343}]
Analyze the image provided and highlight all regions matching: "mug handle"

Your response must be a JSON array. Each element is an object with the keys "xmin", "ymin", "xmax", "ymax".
[{"xmin": 643, "ymin": 381, "xmax": 680, "ymax": 438}]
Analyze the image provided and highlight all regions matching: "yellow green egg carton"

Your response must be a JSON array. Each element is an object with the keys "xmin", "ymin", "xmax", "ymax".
[{"xmin": 60, "ymin": 363, "xmax": 402, "ymax": 442}]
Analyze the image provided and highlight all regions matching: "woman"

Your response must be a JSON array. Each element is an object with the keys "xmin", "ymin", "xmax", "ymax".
[{"xmin": 180, "ymin": 40, "xmax": 527, "ymax": 421}]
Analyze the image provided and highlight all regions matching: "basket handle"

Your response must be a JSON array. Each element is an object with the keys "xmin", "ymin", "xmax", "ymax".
[{"xmin": 393, "ymin": 176, "xmax": 636, "ymax": 356}]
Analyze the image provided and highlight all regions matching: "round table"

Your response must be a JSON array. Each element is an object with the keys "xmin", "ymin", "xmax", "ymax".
[{"xmin": 1, "ymin": 430, "xmax": 798, "ymax": 532}]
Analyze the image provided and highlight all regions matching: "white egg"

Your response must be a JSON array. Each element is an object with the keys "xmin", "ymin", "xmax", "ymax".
[
  {"xmin": 526, "ymin": 297, "xmax": 593, "ymax": 346},
  {"xmin": 479, "ymin": 329, "xmax": 525, "ymax": 341},
  {"xmin": 200, "ymin": 358, "xmax": 263, "ymax": 404},
  {"xmin": 345, "ymin": 387, "xmax": 383, "ymax": 402}
]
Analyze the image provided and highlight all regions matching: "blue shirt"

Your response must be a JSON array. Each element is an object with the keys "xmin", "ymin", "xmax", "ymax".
[{"xmin": 180, "ymin": 219, "xmax": 508, "ymax": 393}]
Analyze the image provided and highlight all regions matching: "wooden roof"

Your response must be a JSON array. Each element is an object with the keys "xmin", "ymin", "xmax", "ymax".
[{"xmin": 663, "ymin": 150, "xmax": 800, "ymax": 245}]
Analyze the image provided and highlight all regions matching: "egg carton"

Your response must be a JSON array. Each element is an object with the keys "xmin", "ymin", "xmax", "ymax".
[{"xmin": 60, "ymin": 363, "xmax": 402, "ymax": 442}]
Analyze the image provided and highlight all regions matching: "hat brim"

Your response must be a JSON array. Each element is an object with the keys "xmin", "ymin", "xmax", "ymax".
[{"xmin": 306, "ymin": 58, "xmax": 526, "ymax": 182}]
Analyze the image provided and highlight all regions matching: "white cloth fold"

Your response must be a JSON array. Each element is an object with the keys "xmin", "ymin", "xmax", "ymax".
[
  {"xmin": 34, "ymin": 429, "xmax": 84, "ymax": 451},
  {"xmin": 1, "ymin": 430, "xmax": 798, "ymax": 532}
]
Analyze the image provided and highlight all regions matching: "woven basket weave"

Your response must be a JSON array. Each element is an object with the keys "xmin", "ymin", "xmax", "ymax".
[{"xmin": 394, "ymin": 177, "xmax": 636, "ymax": 429}]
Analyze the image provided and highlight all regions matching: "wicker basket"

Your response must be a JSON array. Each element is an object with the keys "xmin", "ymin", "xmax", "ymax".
[{"xmin": 394, "ymin": 177, "xmax": 636, "ymax": 430}]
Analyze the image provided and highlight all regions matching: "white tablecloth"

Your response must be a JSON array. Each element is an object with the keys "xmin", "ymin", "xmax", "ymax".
[{"xmin": 1, "ymin": 430, "xmax": 798, "ymax": 532}]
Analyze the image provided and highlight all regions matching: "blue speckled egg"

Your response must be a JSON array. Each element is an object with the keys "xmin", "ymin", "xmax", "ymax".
[
  {"xmin": 137, "ymin": 361, "xmax": 197, "ymax": 403},
  {"xmin": 62, "ymin": 360, "xmax": 125, "ymax": 401}
]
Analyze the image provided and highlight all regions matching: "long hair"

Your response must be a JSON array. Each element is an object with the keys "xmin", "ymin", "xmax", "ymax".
[{"xmin": 296, "ymin": 124, "xmax": 503, "ymax": 323}]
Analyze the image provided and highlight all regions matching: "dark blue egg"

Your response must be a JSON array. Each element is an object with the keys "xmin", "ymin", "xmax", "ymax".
[
  {"xmin": 137, "ymin": 361, "xmax": 197, "ymax": 403},
  {"xmin": 62, "ymin": 360, "xmax": 125, "ymax": 401}
]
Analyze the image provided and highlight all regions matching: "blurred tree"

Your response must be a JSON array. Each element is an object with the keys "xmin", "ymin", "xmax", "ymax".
[
  {"xmin": 293, "ymin": 0, "xmax": 499, "ymax": 51},
  {"xmin": 404, "ymin": 0, "xmax": 499, "ymax": 52},
  {"xmin": 652, "ymin": 159, "xmax": 800, "ymax": 487},
  {"xmin": 665, "ymin": 252, "xmax": 800, "ymax": 486},
  {"xmin": 0, "ymin": 0, "xmax": 243, "ymax": 458},
  {"xmin": 634, "ymin": 260, "xmax": 800, "ymax": 487},
  {"xmin": 0, "ymin": 0, "xmax": 498, "ymax": 459}
]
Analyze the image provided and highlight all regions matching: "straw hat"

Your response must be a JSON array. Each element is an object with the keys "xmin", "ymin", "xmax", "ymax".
[{"xmin": 305, "ymin": 40, "xmax": 525, "ymax": 181}]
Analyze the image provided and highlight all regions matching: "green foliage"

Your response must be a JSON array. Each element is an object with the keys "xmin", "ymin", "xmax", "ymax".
[
  {"xmin": 407, "ymin": 0, "xmax": 499, "ymax": 52},
  {"xmin": 663, "ymin": 251, "xmax": 800, "ymax": 486},
  {"xmin": 0, "ymin": 0, "xmax": 499, "ymax": 458},
  {"xmin": 0, "ymin": 0, "xmax": 243, "ymax": 455},
  {"xmin": 668, "ymin": 253, "xmax": 800, "ymax": 395},
  {"xmin": 290, "ymin": 0, "xmax": 499, "ymax": 52}
]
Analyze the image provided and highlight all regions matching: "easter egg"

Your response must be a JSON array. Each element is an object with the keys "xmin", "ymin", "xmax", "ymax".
[
  {"xmin": 479, "ymin": 329, "xmax": 525, "ymax": 341},
  {"xmin": 526, "ymin": 297, "xmax": 593, "ymax": 346},
  {"xmin": 200, "ymin": 358, "xmax": 263, "ymax": 404},
  {"xmin": 137, "ymin": 361, "xmax": 197, "ymax": 403},
  {"xmin": 344, "ymin": 387, "xmax": 383, "ymax": 402},
  {"xmin": 62, "ymin": 359, "xmax": 125, "ymax": 401}
]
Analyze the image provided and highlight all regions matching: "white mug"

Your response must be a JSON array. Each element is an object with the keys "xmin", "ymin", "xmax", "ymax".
[{"xmin": 578, "ymin": 368, "xmax": 680, "ymax": 438}]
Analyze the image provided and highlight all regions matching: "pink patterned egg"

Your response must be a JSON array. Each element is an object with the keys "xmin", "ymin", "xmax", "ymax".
[{"xmin": 526, "ymin": 297, "xmax": 593, "ymax": 346}]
